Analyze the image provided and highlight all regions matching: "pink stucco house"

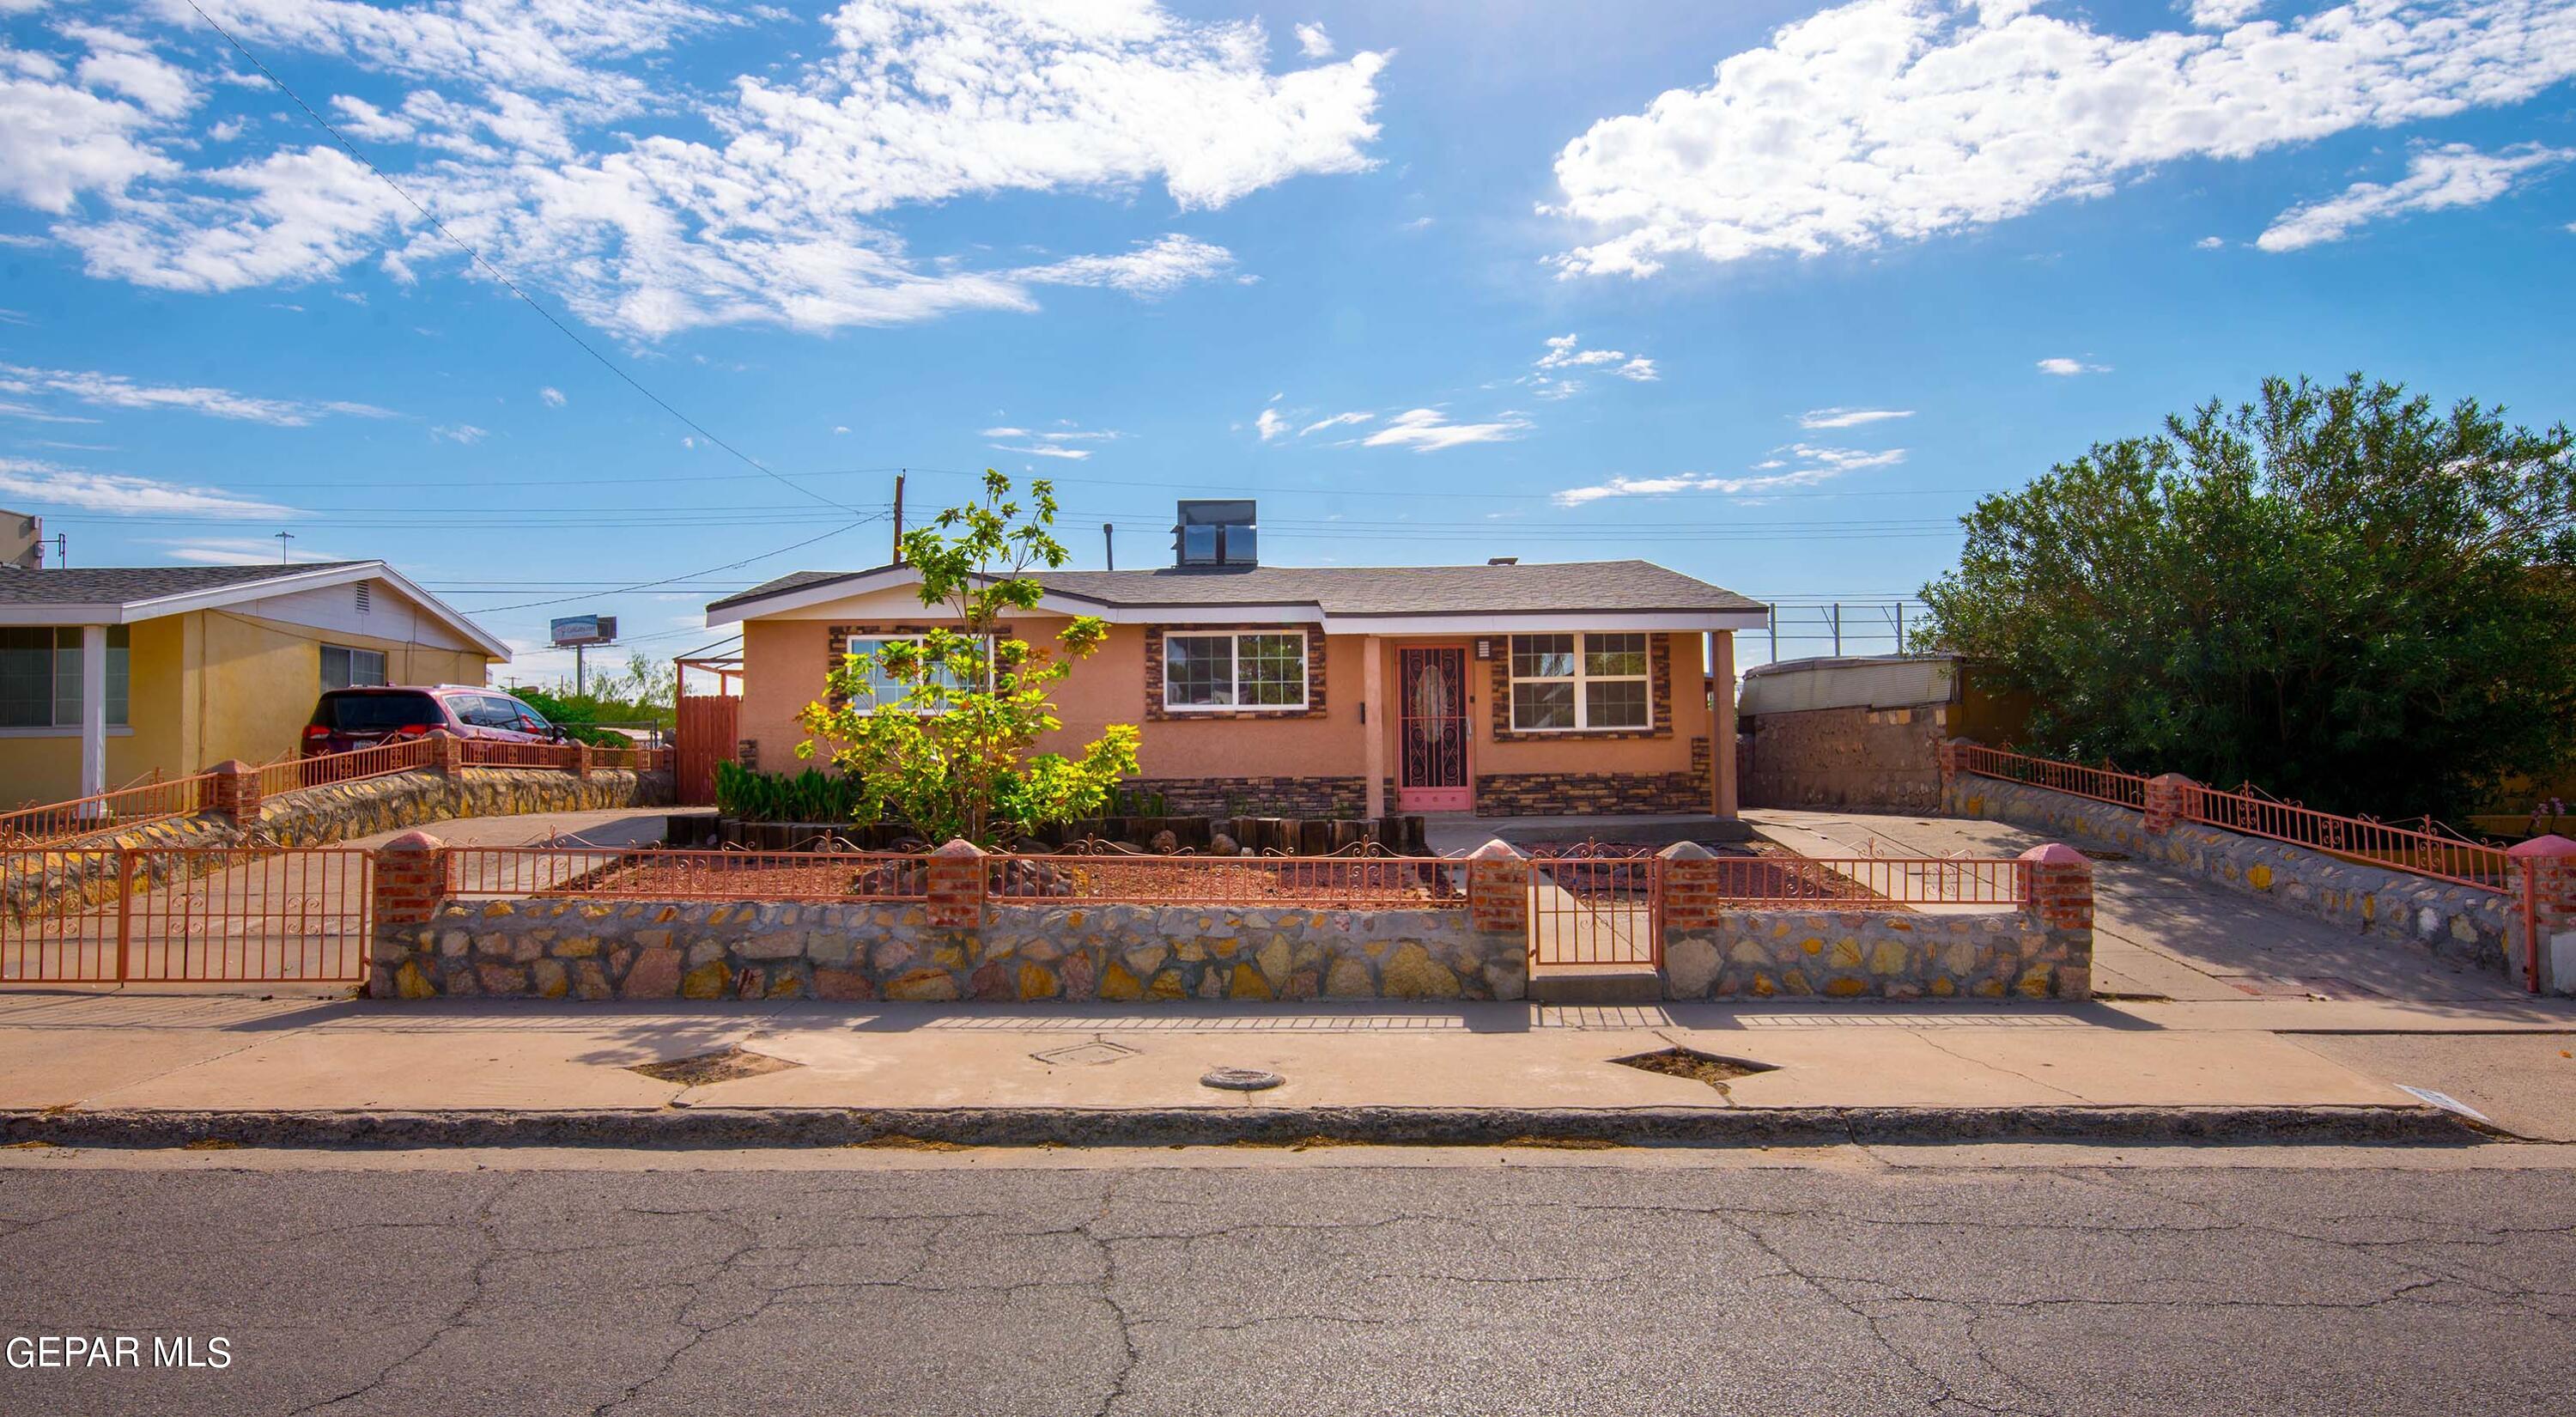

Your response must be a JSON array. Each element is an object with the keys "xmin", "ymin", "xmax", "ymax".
[{"xmin": 704, "ymin": 504, "xmax": 1765, "ymax": 819}]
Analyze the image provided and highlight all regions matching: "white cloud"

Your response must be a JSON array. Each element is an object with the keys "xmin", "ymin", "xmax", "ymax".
[
  {"xmin": 1400, "ymin": 214, "xmax": 1433, "ymax": 231},
  {"xmin": 2187, "ymin": 0, "xmax": 2267, "ymax": 26},
  {"xmin": 1362, "ymin": 408, "xmax": 1531, "ymax": 453},
  {"xmin": 1299, "ymin": 411, "xmax": 1372, "ymax": 435},
  {"xmin": 0, "ymin": 399, "xmax": 100, "ymax": 424},
  {"xmin": 832, "ymin": 424, "xmax": 850, "ymax": 434},
  {"xmin": 1797, "ymin": 406, "xmax": 1912, "ymax": 429},
  {"xmin": 2196, "ymin": 235, "xmax": 2227, "ymax": 249},
  {"xmin": 1528, "ymin": 334, "xmax": 1658, "ymax": 398},
  {"xmin": 1546, "ymin": 0, "xmax": 2576, "ymax": 277},
  {"xmin": 432, "ymin": 423, "xmax": 489, "ymax": 443},
  {"xmin": 987, "ymin": 421, "xmax": 1117, "ymax": 459},
  {"xmin": 1255, "ymin": 407, "xmax": 1288, "ymax": 441},
  {"xmin": 0, "ymin": 456, "xmax": 293, "ymax": 517},
  {"xmin": 1015, "ymin": 235, "xmax": 1236, "ymax": 296},
  {"xmin": 539, "ymin": 386, "xmax": 566, "ymax": 407},
  {"xmin": 2257, "ymin": 142, "xmax": 2573, "ymax": 251},
  {"xmin": 1552, "ymin": 445, "xmax": 1907, "ymax": 506},
  {"xmin": 1295, "ymin": 21, "xmax": 1335, "ymax": 58},
  {"xmin": 4, "ymin": 3, "xmax": 1384, "ymax": 338},
  {"xmin": 0, "ymin": 361, "xmax": 396, "ymax": 424},
  {"xmin": 2037, "ymin": 357, "xmax": 2111, "ymax": 376}
]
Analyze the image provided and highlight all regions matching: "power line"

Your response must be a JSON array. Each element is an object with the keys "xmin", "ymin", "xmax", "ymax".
[
  {"xmin": 466, "ymin": 515, "xmax": 884, "ymax": 613},
  {"xmin": 180, "ymin": 0, "xmax": 866, "ymax": 520}
]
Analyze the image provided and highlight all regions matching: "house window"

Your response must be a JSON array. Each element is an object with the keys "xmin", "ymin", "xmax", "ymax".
[
  {"xmin": 1163, "ymin": 630, "xmax": 1309, "ymax": 711},
  {"xmin": 841, "ymin": 636, "xmax": 983, "ymax": 707},
  {"xmin": 321, "ymin": 643, "xmax": 388, "ymax": 690},
  {"xmin": 1508, "ymin": 632, "xmax": 1650, "ymax": 732},
  {"xmin": 0, "ymin": 626, "xmax": 130, "ymax": 728}
]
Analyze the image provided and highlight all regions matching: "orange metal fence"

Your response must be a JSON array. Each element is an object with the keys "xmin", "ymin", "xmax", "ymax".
[
  {"xmin": 1686, "ymin": 854, "xmax": 2030, "ymax": 905},
  {"xmin": 1528, "ymin": 854, "xmax": 1661, "ymax": 966},
  {"xmin": 0, "ymin": 772, "xmax": 210, "ymax": 848},
  {"xmin": 1953, "ymin": 744, "xmax": 2147, "ymax": 809},
  {"xmin": 2179, "ymin": 785, "xmax": 2515, "ymax": 893},
  {"xmin": 1, "ymin": 847, "xmax": 373, "ymax": 984},
  {"xmin": 584, "ymin": 743, "xmax": 671, "ymax": 772},
  {"xmin": 447, "ymin": 847, "xmax": 928, "ymax": 902},
  {"xmin": 458, "ymin": 739, "xmax": 578, "ymax": 770},
  {"xmin": 253, "ymin": 737, "xmax": 435, "ymax": 798},
  {"xmin": 985, "ymin": 852, "xmax": 1466, "ymax": 908}
]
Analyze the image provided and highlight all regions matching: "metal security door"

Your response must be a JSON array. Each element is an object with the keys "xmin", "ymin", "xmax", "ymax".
[{"xmin": 1397, "ymin": 646, "xmax": 1471, "ymax": 812}]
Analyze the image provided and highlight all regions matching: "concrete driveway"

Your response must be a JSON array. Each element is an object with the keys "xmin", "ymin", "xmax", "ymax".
[{"xmin": 1748, "ymin": 807, "xmax": 2529, "ymax": 1006}]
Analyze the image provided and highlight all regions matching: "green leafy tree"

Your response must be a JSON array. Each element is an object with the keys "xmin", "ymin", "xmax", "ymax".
[
  {"xmin": 1917, "ymin": 374, "xmax": 2576, "ymax": 819},
  {"xmin": 796, "ymin": 470, "xmax": 1140, "ymax": 845}
]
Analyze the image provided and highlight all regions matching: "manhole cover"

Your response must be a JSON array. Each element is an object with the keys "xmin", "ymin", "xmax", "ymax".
[
  {"xmin": 1612, "ymin": 1047, "xmax": 1776, "ymax": 1092},
  {"xmin": 1032, "ymin": 1040, "xmax": 1139, "ymax": 1067},
  {"xmin": 1201, "ymin": 1067, "xmax": 1285, "ymax": 1092},
  {"xmin": 629, "ymin": 1045, "xmax": 801, "ymax": 1086}
]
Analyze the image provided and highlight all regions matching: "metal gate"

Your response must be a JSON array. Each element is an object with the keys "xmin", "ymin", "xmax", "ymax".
[
  {"xmin": 2, "ymin": 848, "xmax": 374, "ymax": 984},
  {"xmin": 1527, "ymin": 848, "xmax": 1662, "ymax": 968}
]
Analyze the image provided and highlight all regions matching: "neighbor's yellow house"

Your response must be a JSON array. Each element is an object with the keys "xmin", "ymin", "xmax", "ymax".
[{"xmin": 0, "ymin": 561, "xmax": 509, "ymax": 807}]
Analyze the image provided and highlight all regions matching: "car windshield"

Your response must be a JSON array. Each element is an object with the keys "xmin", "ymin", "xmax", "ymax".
[{"xmin": 315, "ymin": 691, "xmax": 443, "ymax": 733}]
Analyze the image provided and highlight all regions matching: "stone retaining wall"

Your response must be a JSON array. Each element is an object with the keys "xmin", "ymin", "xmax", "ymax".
[
  {"xmin": 1942, "ymin": 772, "xmax": 2518, "ymax": 976},
  {"xmin": 373, "ymin": 897, "xmax": 1523, "ymax": 1003},
  {"xmin": 1663, "ymin": 908, "xmax": 2087, "ymax": 1001}
]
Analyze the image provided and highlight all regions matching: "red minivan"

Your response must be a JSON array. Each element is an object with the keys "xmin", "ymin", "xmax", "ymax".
[{"xmin": 302, "ymin": 686, "xmax": 565, "ymax": 756}]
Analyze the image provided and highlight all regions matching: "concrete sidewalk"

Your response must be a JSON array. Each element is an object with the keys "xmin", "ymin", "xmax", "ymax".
[{"xmin": 0, "ymin": 990, "xmax": 2553, "ymax": 1142}]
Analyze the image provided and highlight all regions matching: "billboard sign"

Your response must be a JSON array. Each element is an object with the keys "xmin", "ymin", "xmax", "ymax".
[{"xmin": 549, "ymin": 614, "xmax": 618, "ymax": 648}]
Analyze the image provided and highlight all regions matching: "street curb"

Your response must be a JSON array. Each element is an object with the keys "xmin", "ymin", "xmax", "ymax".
[{"xmin": 0, "ymin": 1104, "xmax": 2482, "ymax": 1150}]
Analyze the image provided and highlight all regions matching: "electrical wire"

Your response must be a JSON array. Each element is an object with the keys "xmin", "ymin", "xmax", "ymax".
[
  {"xmin": 179, "ymin": 0, "xmax": 866, "ymax": 520},
  {"xmin": 465, "ymin": 514, "xmax": 885, "ymax": 613}
]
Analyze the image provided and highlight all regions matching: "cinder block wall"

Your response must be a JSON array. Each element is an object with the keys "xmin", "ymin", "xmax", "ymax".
[{"xmin": 1743, "ymin": 703, "xmax": 1949, "ymax": 813}]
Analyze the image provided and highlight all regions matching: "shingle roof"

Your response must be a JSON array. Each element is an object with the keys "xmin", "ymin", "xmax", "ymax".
[
  {"xmin": 708, "ymin": 560, "xmax": 1764, "ymax": 617},
  {"xmin": 0, "ymin": 562, "xmax": 375, "ymax": 606}
]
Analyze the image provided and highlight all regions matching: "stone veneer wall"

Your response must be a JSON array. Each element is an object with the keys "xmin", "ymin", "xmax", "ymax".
[
  {"xmin": 1122, "ymin": 775, "xmax": 1368, "ymax": 818},
  {"xmin": 374, "ymin": 898, "xmax": 1524, "ymax": 1003},
  {"xmin": 3, "ymin": 767, "xmax": 673, "ymax": 923},
  {"xmin": 1945, "ymin": 774, "xmax": 2517, "ymax": 974},
  {"xmin": 1473, "ymin": 737, "xmax": 1711, "ymax": 817},
  {"xmin": 1662, "ymin": 909, "xmax": 2087, "ymax": 1001}
]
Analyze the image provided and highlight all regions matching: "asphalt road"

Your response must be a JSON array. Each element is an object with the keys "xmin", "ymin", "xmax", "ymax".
[{"xmin": 4, "ymin": 1150, "xmax": 2574, "ymax": 1415}]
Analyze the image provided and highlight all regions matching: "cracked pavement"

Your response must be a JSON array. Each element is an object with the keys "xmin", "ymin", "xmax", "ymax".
[{"xmin": 4, "ymin": 1151, "xmax": 2576, "ymax": 1414}]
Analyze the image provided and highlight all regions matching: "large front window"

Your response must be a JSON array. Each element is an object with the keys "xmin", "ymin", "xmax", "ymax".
[
  {"xmin": 0, "ymin": 626, "xmax": 129, "ymax": 729},
  {"xmin": 1163, "ymin": 630, "xmax": 1308, "ymax": 710},
  {"xmin": 1508, "ymin": 632, "xmax": 1649, "ymax": 732}
]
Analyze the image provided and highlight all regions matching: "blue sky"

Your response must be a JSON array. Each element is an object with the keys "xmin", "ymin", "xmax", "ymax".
[{"xmin": 0, "ymin": 0, "xmax": 2570, "ymax": 682}]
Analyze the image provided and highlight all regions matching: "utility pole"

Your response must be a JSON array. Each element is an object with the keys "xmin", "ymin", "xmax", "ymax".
[
  {"xmin": 574, "ymin": 643, "xmax": 586, "ymax": 697},
  {"xmin": 1831, "ymin": 603, "xmax": 1843, "ymax": 657},
  {"xmin": 276, "ymin": 532, "xmax": 295, "ymax": 563},
  {"xmin": 1103, "ymin": 522, "xmax": 1115, "ymax": 571},
  {"xmin": 891, "ymin": 471, "xmax": 905, "ymax": 563}
]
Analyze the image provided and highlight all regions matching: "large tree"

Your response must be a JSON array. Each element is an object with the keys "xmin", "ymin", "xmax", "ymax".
[{"xmin": 1917, "ymin": 374, "xmax": 2576, "ymax": 819}]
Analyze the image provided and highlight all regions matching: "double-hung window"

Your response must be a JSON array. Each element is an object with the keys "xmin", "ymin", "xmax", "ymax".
[
  {"xmin": 320, "ymin": 643, "xmax": 388, "ymax": 690},
  {"xmin": 1162, "ymin": 630, "xmax": 1308, "ymax": 711},
  {"xmin": 1507, "ymin": 632, "xmax": 1650, "ymax": 732},
  {"xmin": 0, "ymin": 626, "xmax": 130, "ymax": 729}
]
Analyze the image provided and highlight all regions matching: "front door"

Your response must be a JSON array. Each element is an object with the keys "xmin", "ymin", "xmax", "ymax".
[{"xmin": 1397, "ymin": 646, "xmax": 1472, "ymax": 812}]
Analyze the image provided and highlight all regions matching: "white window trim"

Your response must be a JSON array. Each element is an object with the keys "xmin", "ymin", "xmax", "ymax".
[
  {"xmin": 1161, "ymin": 629, "xmax": 1311, "ymax": 713},
  {"xmin": 1507, "ymin": 632, "xmax": 1653, "ymax": 733}
]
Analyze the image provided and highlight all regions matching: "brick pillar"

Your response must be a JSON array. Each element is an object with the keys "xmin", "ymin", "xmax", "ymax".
[
  {"xmin": 1656, "ymin": 839, "xmax": 1724, "ymax": 931},
  {"xmin": 427, "ymin": 727, "xmax": 464, "ymax": 776},
  {"xmin": 1465, "ymin": 839, "xmax": 1528, "ymax": 935},
  {"xmin": 2142, "ymin": 772, "xmax": 2196, "ymax": 835},
  {"xmin": 204, "ymin": 759, "xmax": 262, "ymax": 826},
  {"xmin": 569, "ymin": 741, "xmax": 592, "ymax": 778},
  {"xmin": 373, "ymin": 830, "xmax": 450, "ymax": 928},
  {"xmin": 925, "ymin": 838, "xmax": 987, "ymax": 929},
  {"xmin": 2507, "ymin": 835, "xmax": 2576, "ymax": 994},
  {"xmin": 1937, "ymin": 736, "xmax": 1971, "ymax": 789},
  {"xmin": 2020, "ymin": 842, "xmax": 2093, "ymax": 931}
]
